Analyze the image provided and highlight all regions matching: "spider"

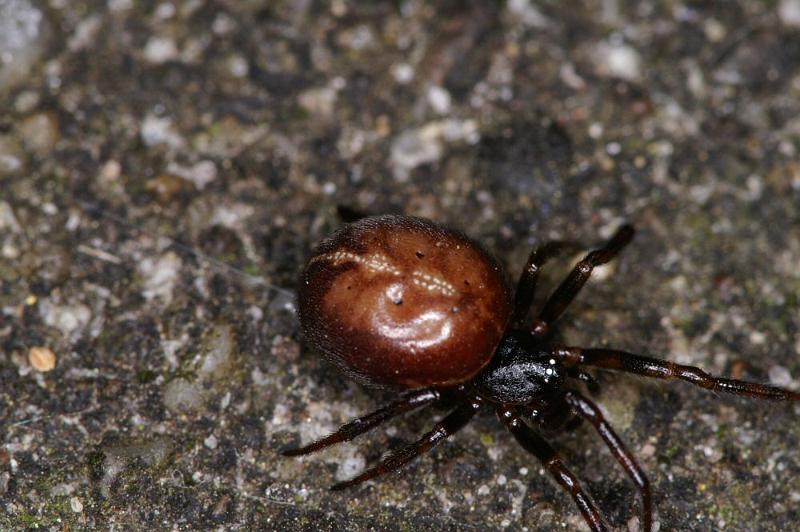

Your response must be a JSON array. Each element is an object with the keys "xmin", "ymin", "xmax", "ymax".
[{"xmin": 282, "ymin": 214, "xmax": 799, "ymax": 531}]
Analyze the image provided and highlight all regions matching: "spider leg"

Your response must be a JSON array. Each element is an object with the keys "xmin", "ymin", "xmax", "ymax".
[
  {"xmin": 555, "ymin": 346, "xmax": 800, "ymax": 401},
  {"xmin": 499, "ymin": 407, "xmax": 608, "ymax": 532},
  {"xmin": 565, "ymin": 366, "xmax": 601, "ymax": 394},
  {"xmin": 282, "ymin": 389, "xmax": 441, "ymax": 456},
  {"xmin": 564, "ymin": 391, "xmax": 653, "ymax": 532},
  {"xmin": 511, "ymin": 241, "xmax": 568, "ymax": 326},
  {"xmin": 330, "ymin": 398, "xmax": 481, "ymax": 491},
  {"xmin": 533, "ymin": 224, "xmax": 634, "ymax": 337}
]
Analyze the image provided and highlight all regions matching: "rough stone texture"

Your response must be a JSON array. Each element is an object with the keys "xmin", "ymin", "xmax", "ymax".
[{"xmin": 2, "ymin": 2, "xmax": 800, "ymax": 531}]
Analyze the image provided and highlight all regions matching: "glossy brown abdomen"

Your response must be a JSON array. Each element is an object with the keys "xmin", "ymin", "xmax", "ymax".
[{"xmin": 298, "ymin": 215, "xmax": 512, "ymax": 389}]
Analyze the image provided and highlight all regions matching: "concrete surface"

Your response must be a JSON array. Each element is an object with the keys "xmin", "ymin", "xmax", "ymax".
[{"xmin": 2, "ymin": 1, "xmax": 800, "ymax": 530}]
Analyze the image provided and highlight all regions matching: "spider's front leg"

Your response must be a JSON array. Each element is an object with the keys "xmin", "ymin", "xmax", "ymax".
[
  {"xmin": 510, "ymin": 241, "xmax": 568, "ymax": 326},
  {"xmin": 556, "ymin": 346, "xmax": 800, "ymax": 401},
  {"xmin": 533, "ymin": 225, "xmax": 634, "ymax": 337}
]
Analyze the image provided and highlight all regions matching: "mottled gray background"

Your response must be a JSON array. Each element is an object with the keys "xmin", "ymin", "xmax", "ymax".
[{"xmin": 2, "ymin": 1, "xmax": 800, "ymax": 530}]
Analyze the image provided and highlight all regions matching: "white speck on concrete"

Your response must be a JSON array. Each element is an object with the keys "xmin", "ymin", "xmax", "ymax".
[
  {"xmin": 427, "ymin": 85, "xmax": 452, "ymax": 114},
  {"xmin": 0, "ymin": 200, "xmax": 22, "ymax": 231},
  {"xmin": 0, "ymin": 0, "xmax": 48, "ymax": 92},
  {"xmin": 335, "ymin": 454, "xmax": 366, "ymax": 482},
  {"xmin": 559, "ymin": 63, "xmax": 586, "ymax": 90},
  {"xmin": 198, "ymin": 324, "xmax": 235, "ymax": 380},
  {"xmin": 392, "ymin": 62, "xmax": 414, "ymax": 84},
  {"xmin": 40, "ymin": 301, "xmax": 91, "ymax": 340},
  {"xmin": 204, "ymin": 434, "xmax": 218, "ymax": 449},
  {"xmin": 0, "ymin": 135, "xmax": 25, "ymax": 176},
  {"xmin": 138, "ymin": 251, "xmax": 182, "ymax": 304},
  {"xmin": 154, "ymin": 2, "xmax": 176, "ymax": 19},
  {"xmin": 749, "ymin": 330, "xmax": 766, "ymax": 345},
  {"xmin": 507, "ymin": 0, "xmax": 549, "ymax": 28},
  {"xmin": 144, "ymin": 36, "xmax": 178, "ymax": 64},
  {"xmin": 704, "ymin": 18, "xmax": 727, "ymax": 42},
  {"xmin": 594, "ymin": 40, "xmax": 642, "ymax": 81},
  {"xmin": 391, "ymin": 128, "xmax": 443, "ymax": 181},
  {"xmin": 163, "ymin": 378, "xmax": 205, "ymax": 413},
  {"xmin": 184, "ymin": 160, "xmax": 217, "ymax": 190},
  {"xmin": 212, "ymin": 13, "xmax": 236, "ymax": 34},
  {"xmin": 70, "ymin": 497, "xmax": 83, "ymax": 513},
  {"xmin": 780, "ymin": 0, "xmax": 800, "ymax": 27},
  {"xmin": 140, "ymin": 113, "xmax": 186, "ymax": 149},
  {"xmin": 226, "ymin": 54, "xmax": 248, "ymax": 78},
  {"xmin": 389, "ymin": 119, "xmax": 479, "ymax": 181},
  {"xmin": 247, "ymin": 305, "xmax": 263, "ymax": 322},
  {"xmin": 108, "ymin": 0, "xmax": 133, "ymax": 11},
  {"xmin": 68, "ymin": 14, "xmax": 101, "ymax": 51},
  {"xmin": 768, "ymin": 365, "xmax": 794, "ymax": 388},
  {"xmin": 298, "ymin": 85, "xmax": 338, "ymax": 118}
]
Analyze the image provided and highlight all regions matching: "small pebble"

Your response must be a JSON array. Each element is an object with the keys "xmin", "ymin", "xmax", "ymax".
[
  {"xmin": 427, "ymin": 85, "xmax": 452, "ymax": 114},
  {"xmin": 19, "ymin": 112, "xmax": 58, "ymax": 154},
  {"xmin": 595, "ymin": 41, "xmax": 642, "ymax": 81},
  {"xmin": 145, "ymin": 174, "xmax": 192, "ymax": 203},
  {"xmin": 28, "ymin": 346, "xmax": 56, "ymax": 372},
  {"xmin": 70, "ymin": 496, "xmax": 83, "ymax": 513},
  {"xmin": 144, "ymin": 36, "xmax": 178, "ymax": 64},
  {"xmin": 0, "ymin": 0, "xmax": 49, "ymax": 92},
  {"xmin": 780, "ymin": 0, "xmax": 800, "ymax": 27},
  {"xmin": 391, "ymin": 63, "xmax": 414, "ymax": 84},
  {"xmin": 335, "ymin": 455, "xmax": 366, "ymax": 482},
  {"xmin": 0, "ymin": 135, "xmax": 25, "ymax": 176}
]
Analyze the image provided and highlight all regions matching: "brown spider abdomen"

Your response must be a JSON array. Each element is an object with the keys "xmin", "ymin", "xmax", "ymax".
[{"xmin": 298, "ymin": 215, "xmax": 513, "ymax": 389}]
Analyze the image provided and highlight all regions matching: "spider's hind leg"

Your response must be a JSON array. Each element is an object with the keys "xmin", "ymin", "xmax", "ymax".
[
  {"xmin": 330, "ymin": 398, "xmax": 481, "ymax": 490},
  {"xmin": 281, "ymin": 388, "xmax": 441, "ymax": 456}
]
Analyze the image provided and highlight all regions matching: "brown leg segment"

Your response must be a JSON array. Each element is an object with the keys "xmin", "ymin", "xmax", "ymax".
[
  {"xmin": 511, "ymin": 241, "xmax": 568, "ymax": 326},
  {"xmin": 557, "ymin": 347, "xmax": 800, "ymax": 401},
  {"xmin": 330, "ymin": 398, "xmax": 480, "ymax": 491},
  {"xmin": 534, "ymin": 225, "xmax": 634, "ymax": 337},
  {"xmin": 564, "ymin": 391, "xmax": 653, "ymax": 532},
  {"xmin": 565, "ymin": 366, "xmax": 601, "ymax": 394},
  {"xmin": 282, "ymin": 389, "xmax": 441, "ymax": 456},
  {"xmin": 500, "ymin": 408, "xmax": 609, "ymax": 532}
]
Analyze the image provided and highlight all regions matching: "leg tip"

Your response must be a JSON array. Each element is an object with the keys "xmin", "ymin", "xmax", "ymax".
[{"xmin": 280, "ymin": 447, "xmax": 307, "ymax": 457}]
